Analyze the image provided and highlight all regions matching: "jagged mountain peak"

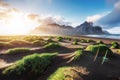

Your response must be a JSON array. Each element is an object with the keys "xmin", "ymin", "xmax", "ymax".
[
  {"xmin": 77, "ymin": 21, "xmax": 93, "ymax": 28},
  {"xmin": 30, "ymin": 21, "xmax": 108, "ymax": 35}
]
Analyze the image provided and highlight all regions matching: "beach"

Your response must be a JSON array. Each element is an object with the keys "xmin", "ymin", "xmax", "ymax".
[{"xmin": 0, "ymin": 35, "xmax": 120, "ymax": 80}]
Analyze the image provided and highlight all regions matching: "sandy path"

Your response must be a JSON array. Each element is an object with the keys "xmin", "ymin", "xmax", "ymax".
[{"xmin": 0, "ymin": 59, "xmax": 13, "ymax": 69}]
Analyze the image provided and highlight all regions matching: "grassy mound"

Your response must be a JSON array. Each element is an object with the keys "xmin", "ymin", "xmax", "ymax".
[
  {"xmin": 48, "ymin": 66, "xmax": 88, "ymax": 80},
  {"xmin": 117, "ymin": 49, "xmax": 120, "ymax": 54},
  {"xmin": 111, "ymin": 42, "xmax": 120, "ymax": 49},
  {"xmin": 48, "ymin": 67, "xmax": 67, "ymax": 80},
  {"xmin": 73, "ymin": 50, "xmax": 83, "ymax": 60},
  {"xmin": 96, "ymin": 40, "xmax": 104, "ymax": 44},
  {"xmin": 0, "ymin": 42, "xmax": 13, "ymax": 48},
  {"xmin": 24, "ymin": 36, "xmax": 43, "ymax": 42},
  {"xmin": 66, "ymin": 37, "xmax": 72, "ymax": 41},
  {"xmin": 3, "ymin": 53, "xmax": 57, "ymax": 78},
  {"xmin": 32, "ymin": 40, "xmax": 45, "ymax": 46},
  {"xmin": 46, "ymin": 37, "xmax": 54, "ymax": 42},
  {"xmin": 72, "ymin": 38, "xmax": 79, "ymax": 45},
  {"xmin": 72, "ymin": 40, "xmax": 78, "ymax": 45},
  {"xmin": 9, "ymin": 40, "xmax": 31, "ymax": 46},
  {"xmin": 85, "ymin": 44, "xmax": 113, "ymax": 57},
  {"xmin": 80, "ymin": 39, "xmax": 93, "ymax": 43},
  {"xmin": 44, "ymin": 42, "xmax": 62, "ymax": 49},
  {"xmin": 87, "ymin": 39, "xmax": 95, "ymax": 43},
  {"xmin": 6, "ymin": 48, "xmax": 30, "ymax": 54},
  {"xmin": 57, "ymin": 36, "xmax": 63, "ymax": 41}
]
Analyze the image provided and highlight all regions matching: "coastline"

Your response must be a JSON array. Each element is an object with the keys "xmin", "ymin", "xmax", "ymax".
[
  {"xmin": 75, "ymin": 35, "xmax": 120, "ymax": 44},
  {"xmin": 0, "ymin": 35, "xmax": 119, "ymax": 44}
]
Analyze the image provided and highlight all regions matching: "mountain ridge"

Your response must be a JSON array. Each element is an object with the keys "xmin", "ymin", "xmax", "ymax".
[{"xmin": 30, "ymin": 21, "xmax": 108, "ymax": 35}]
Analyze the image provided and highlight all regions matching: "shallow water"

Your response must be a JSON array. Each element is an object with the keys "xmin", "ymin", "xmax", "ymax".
[{"xmin": 86, "ymin": 34, "xmax": 120, "ymax": 39}]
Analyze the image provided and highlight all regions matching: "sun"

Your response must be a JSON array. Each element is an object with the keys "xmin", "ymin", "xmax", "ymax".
[{"xmin": 1, "ymin": 11, "xmax": 39, "ymax": 35}]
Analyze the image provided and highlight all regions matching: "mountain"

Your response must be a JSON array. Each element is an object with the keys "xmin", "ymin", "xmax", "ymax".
[
  {"xmin": 75, "ymin": 21, "xmax": 106, "ymax": 35},
  {"xmin": 30, "ymin": 21, "xmax": 108, "ymax": 35},
  {"xmin": 30, "ymin": 23, "xmax": 74, "ymax": 35}
]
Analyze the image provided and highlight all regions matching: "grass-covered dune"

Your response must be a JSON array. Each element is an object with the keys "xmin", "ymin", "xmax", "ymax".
[
  {"xmin": 85, "ymin": 44, "xmax": 113, "ymax": 57},
  {"xmin": 6, "ymin": 48, "xmax": 31, "ymax": 54},
  {"xmin": 0, "ymin": 42, "xmax": 13, "ymax": 49},
  {"xmin": 2, "ymin": 53, "xmax": 57, "ymax": 79},
  {"xmin": 44, "ymin": 42, "xmax": 62, "ymax": 49},
  {"xmin": 110, "ymin": 42, "xmax": 120, "ymax": 49},
  {"xmin": 0, "ymin": 35, "xmax": 120, "ymax": 80},
  {"xmin": 48, "ymin": 66, "xmax": 89, "ymax": 80},
  {"xmin": 9, "ymin": 40, "xmax": 31, "ymax": 46}
]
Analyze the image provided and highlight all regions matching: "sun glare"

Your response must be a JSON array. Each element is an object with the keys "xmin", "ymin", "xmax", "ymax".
[{"xmin": 0, "ymin": 11, "xmax": 39, "ymax": 35}]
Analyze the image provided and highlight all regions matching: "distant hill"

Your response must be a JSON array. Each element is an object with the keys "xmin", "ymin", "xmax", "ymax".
[{"xmin": 30, "ymin": 21, "xmax": 108, "ymax": 35}]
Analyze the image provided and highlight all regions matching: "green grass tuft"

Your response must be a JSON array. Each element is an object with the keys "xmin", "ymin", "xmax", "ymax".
[
  {"xmin": 86, "ymin": 39, "xmax": 94, "ymax": 43},
  {"xmin": 0, "ymin": 42, "xmax": 13, "ymax": 48},
  {"xmin": 96, "ymin": 40, "xmax": 104, "ymax": 44},
  {"xmin": 72, "ymin": 39, "xmax": 79, "ymax": 45},
  {"xmin": 57, "ymin": 36, "xmax": 63, "ymax": 41},
  {"xmin": 85, "ymin": 44, "xmax": 113, "ymax": 57},
  {"xmin": 6, "ymin": 48, "xmax": 30, "ymax": 54},
  {"xmin": 3, "ymin": 53, "xmax": 57, "ymax": 77},
  {"xmin": 111, "ymin": 42, "xmax": 120, "ymax": 49},
  {"xmin": 46, "ymin": 37, "xmax": 54, "ymax": 42},
  {"xmin": 72, "ymin": 41, "xmax": 78, "ymax": 45},
  {"xmin": 48, "ymin": 67, "xmax": 66, "ymax": 80},
  {"xmin": 44, "ymin": 42, "xmax": 62, "ymax": 49},
  {"xmin": 117, "ymin": 49, "xmax": 120, "ymax": 54},
  {"xmin": 24, "ymin": 36, "xmax": 43, "ymax": 42},
  {"xmin": 48, "ymin": 66, "xmax": 87, "ymax": 80},
  {"xmin": 73, "ymin": 50, "xmax": 83, "ymax": 60},
  {"xmin": 9, "ymin": 40, "xmax": 31, "ymax": 47},
  {"xmin": 80, "ymin": 39, "xmax": 92, "ymax": 43},
  {"xmin": 32, "ymin": 40, "xmax": 45, "ymax": 46}
]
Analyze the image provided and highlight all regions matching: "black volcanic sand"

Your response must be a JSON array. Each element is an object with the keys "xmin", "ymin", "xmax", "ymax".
[{"xmin": 0, "ymin": 36, "xmax": 120, "ymax": 80}]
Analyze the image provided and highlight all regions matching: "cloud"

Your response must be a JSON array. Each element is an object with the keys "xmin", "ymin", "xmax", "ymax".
[
  {"xmin": 106, "ymin": 0, "xmax": 119, "ymax": 5},
  {"xmin": 85, "ymin": 0, "xmax": 120, "ymax": 34},
  {"xmin": 0, "ymin": 0, "xmax": 20, "ymax": 20},
  {"xmin": 86, "ymin": 14, "xmax": 105, "ymax": 22},
  {"xmin": 0, "ymin": 7, "xmax": 20, "ymax": 21},
  {"xmin": 0, "ymin": 0, "xmax": 72, "ymax": 35},
  {"xmin": 0, "ymin": 0, "xmax": 70, "ymax": 30},
  {"xmin": 115, "ymin": 1, "xmax": 120, "ymax": 9},
  {"xmin": 40, "ymin": 16, "xmax": 71, "ymax": 26},
  {"xmin": 0, "ymin": 12, "xmax": 9, "ymax": 19},
  {"xmin": 27, "ymin": 13, "xmax": 39, "ymax": 20},
  {"xmin": 0, "ymin": 1, "xmax": 10, "ymax": 7},
  {"xmin": 95, "ymin": 1, "xmax": 120, "ymax": 28},
  {"xmin": 107, "ymin": 27, "xmax": 120, "ymax": 34},
  {"xmin": 0, "ymin": 0, "xmax": 69, "ymax": 26},
  {"xmin": 27, "ymin": 14, "xmax": 71, "ymax": 26}
]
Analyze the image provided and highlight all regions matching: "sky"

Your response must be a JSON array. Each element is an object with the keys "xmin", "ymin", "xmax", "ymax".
[
  {"xmin": 4, "ymin": 0, "xmax": 112, "ymax": 25},
  {"xmin": 0, "ymin": 0, "xmax": 120, "ymax": 34}
]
